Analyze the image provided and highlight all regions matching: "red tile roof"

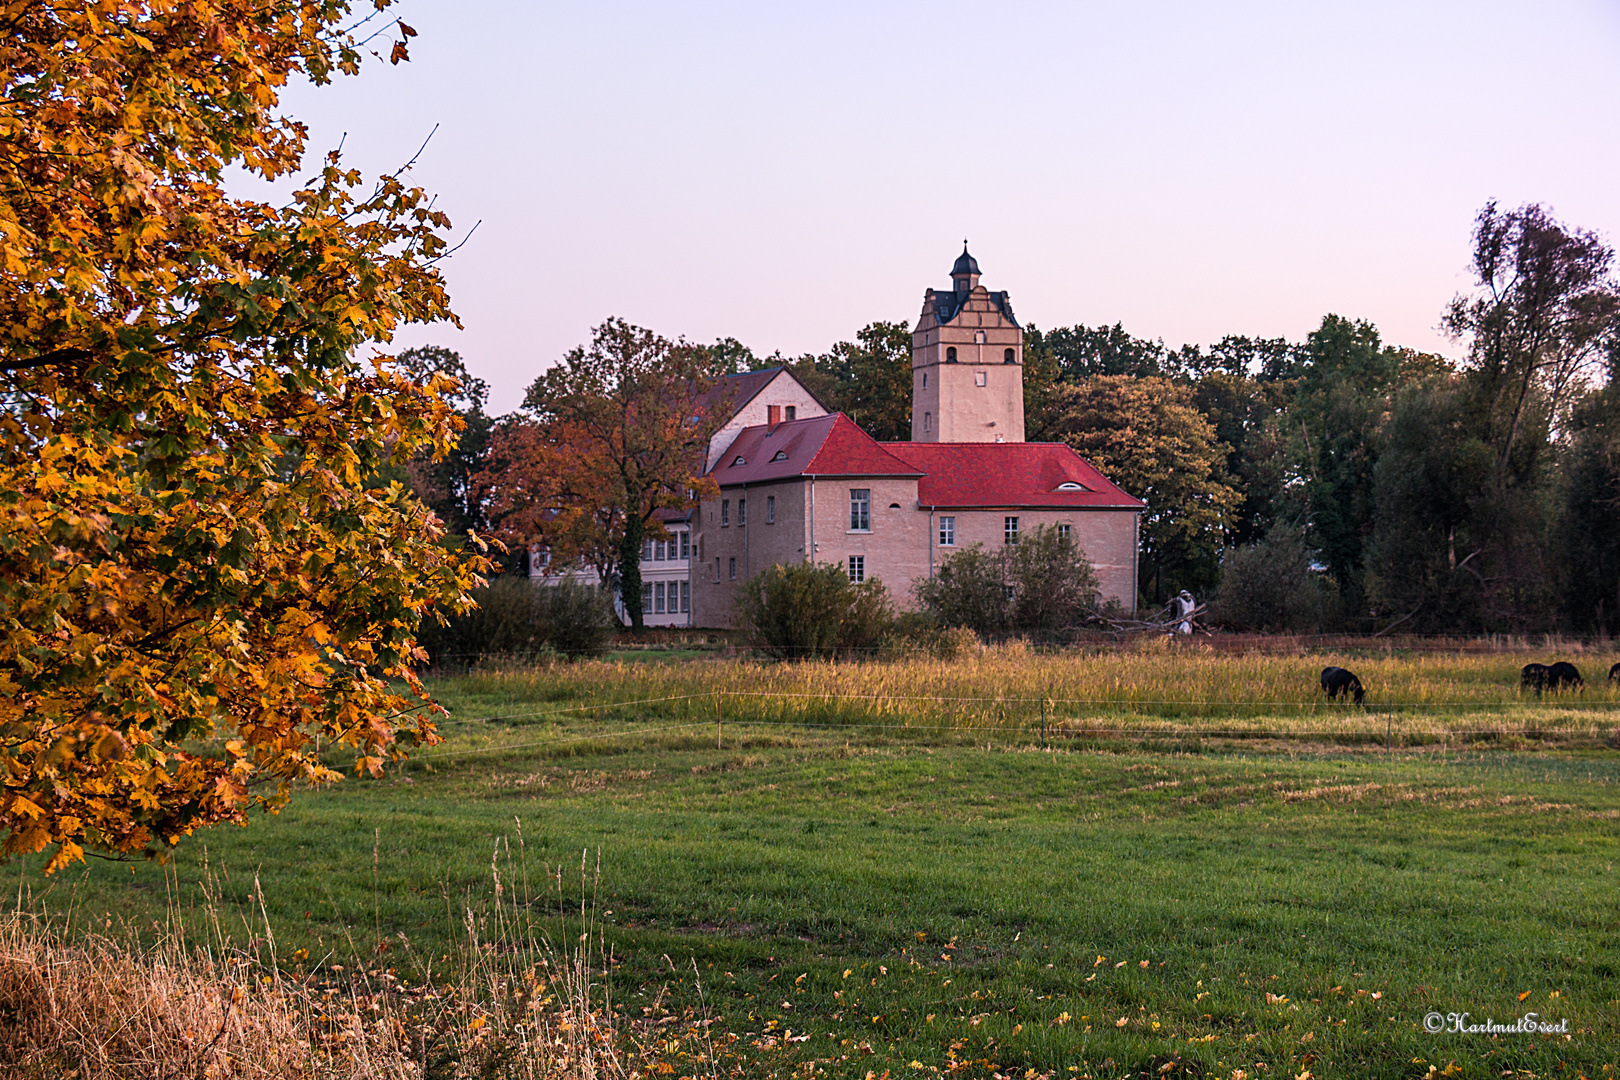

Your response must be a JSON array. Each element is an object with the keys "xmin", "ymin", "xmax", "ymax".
[
  {"xmin": 710, "ymin": 414, "xmax": 922, "ymax": 486},
  {"xmin": 710, "ymin": 419, "xmax": 1142, "ymax": 510},
  {"xmin": 885, "ymin": 442, "xmax": 1144, "ymax": 509}
]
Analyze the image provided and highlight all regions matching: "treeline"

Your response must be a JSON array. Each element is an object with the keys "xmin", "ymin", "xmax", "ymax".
[{"xmin": 409, "ymin": 201, "xmax": 1620, "ymax": 638}]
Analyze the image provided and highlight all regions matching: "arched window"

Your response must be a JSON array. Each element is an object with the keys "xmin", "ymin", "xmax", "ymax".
[
  {"xmin": 1004, "ymin": 348, "xmax": 1016, "ymax": 364},
  {"xmin": 946, "ymin": 346, "xmax": 957, "ymax": 363}
]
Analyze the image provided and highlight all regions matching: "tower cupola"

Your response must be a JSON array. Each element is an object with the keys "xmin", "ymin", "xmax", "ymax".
[{"xmin": 950, "ymin": 241, "xmax": 980, "ymax": 294}]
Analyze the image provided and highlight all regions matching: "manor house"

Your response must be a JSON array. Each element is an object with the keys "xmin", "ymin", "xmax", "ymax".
[{"xmin": 688, "ymin": 246, "xmax": 1143, "ymax": 628}]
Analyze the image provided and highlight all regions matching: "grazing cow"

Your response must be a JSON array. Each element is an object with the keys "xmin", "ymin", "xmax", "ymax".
[
  {"xmin": 1523, "ymin": 661, "xmax": 1584, "ymax": 695},
  {"xmin": 1609, "ymin": 661, "xmax": 1620, "ymax": 684},
  {"xmin": 1546, "ymin": 661, "xmax": 1584, "ymax": 692},
  {"xmin": 1320, "ymin": 666, "xmax": 1365, "ymax": 705}
]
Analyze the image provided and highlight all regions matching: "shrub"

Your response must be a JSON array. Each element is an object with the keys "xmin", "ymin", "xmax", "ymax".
[
  {"xmin": 1211, "ymin": 524, "xmax": 1338, "ymax": 632},
  {"xmin": 417, "ymin": 576, "xmax": 613, "ymax": 667},
  {"xmin": 913, "ymin": 525, "xmax": 1099, "ymax": 640},
  {"xmin": 736, "ymin": 562, "xmax": 895, "ymax": 659}
]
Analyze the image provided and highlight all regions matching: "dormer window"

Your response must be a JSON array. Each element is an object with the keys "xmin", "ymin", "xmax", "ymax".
[
  {"xmin": 1056, "ymin": 481, "xmax": 1086, "ymax": 491},
  {"xmin": 771, "ymin": 450, "xmax": 788, "ymax": 461},
  {"xmin": 732, "ymin": 455, "xmax": 746, "ymax": 466}
]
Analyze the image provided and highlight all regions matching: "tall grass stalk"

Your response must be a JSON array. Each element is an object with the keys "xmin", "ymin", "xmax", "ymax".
[{"xmin": 0, "ymin": 841, "xmax": 630, "ymax": 1079}]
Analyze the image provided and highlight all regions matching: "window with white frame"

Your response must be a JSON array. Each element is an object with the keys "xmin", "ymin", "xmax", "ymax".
[
  {"xmin": 655, "ymin": 582, "xmax": 665, "ymax": 614},
  {"xmin": 766, "ymin": 495, "xmax": 775, "ymax": 523},
  {"xmin": 939, "ymin": 516, "xmax": 955, "ymax": 546},
  {"xmin": 850, "ymin": 489, "xmax": 870, "ymax": 531},
  {"xmin": 848, "ymin": 555, "xmax": 865, "ymax": 583},
  {"xmin": 738, "ymin": 498, "xmax": 746, "ymax": 526},
  {"xmin": 714, "ymin": 557, "xmax": 720, "ymax": 582},
  {"xmin": 642, "ymin": 588, "xmax": 652, "ymax": 613},
  {"xmin": 1004, "ymin": 516, "xmax": 1019, "ymax": 544},
  {"xmin": 654, "ymin": 539, "xmax": 665, "ymax": 561},
  {"xmin": 680, "ymin": 531, "xmax": 690, "ymax": 559},
  {"xmin": 681, "ymin": 580, "xmax": 690, "ymax": 613},
  {"xmin": 728, "ymin": 557, "xmax": 736, "ymax": 580},
  {"xmin": 1058, "ymin": 523, "xmax": 1071, "ymax": 541},
  {"xmin": 642, "ymin": 539, "xmax": 653, "ymax": 561},
  {"xmin": 721, "ymin": 499, "xmax": 729, "ymax": 526}
]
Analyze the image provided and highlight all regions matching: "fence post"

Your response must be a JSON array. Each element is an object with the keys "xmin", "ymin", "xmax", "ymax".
[
  {"xmin": 1041, "ymin": 696, "xmax": 1047, "ymax": 750},
  {"xmin": 1386, "ymin": 713, "xmax": 1392, "ymax": 755},
  {"xmin": 716, "ymin": 691, "xmax": 723, "ymax": 750}
]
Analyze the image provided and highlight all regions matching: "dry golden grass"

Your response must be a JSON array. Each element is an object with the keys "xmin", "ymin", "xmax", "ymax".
[
  {"xmin": 0, "ymin": 859, "xmax": 631, "ymax": 1080},
  {"xmin": 427, "ymin": 641, "xmax": 1620, "ymax": 754}
]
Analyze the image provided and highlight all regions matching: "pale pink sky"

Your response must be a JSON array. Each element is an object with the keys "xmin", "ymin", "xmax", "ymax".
[{"xmin": 242, "ymin": 1, "xmax": 1620, "ymax": 413}]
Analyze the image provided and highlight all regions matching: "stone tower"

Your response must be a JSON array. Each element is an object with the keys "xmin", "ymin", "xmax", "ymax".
[{"xmin": 910, "ymin": 243, "xmax": 1024, "ymax": 443}]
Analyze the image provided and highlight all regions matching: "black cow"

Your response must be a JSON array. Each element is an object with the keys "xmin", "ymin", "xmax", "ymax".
[
  {"xmin": 1523, "ymin": 661, "xmax": 1583, "ymax": 695},
  {"xmin": 1321, "ymin": 666, "xmax": 1365, "ymax": 705},
  {"xmin": 1547, "ymin": 661, "xmax": 1584, "ymax": 692},
  {"xmin": 1609, "ymin": 661, "xmax": 1619, "ymax": 684}
]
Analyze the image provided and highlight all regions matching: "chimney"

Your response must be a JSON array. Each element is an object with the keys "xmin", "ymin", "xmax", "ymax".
[{"xmin": 767, "ymin": 404, "xmax": 781, "ymax": 427}]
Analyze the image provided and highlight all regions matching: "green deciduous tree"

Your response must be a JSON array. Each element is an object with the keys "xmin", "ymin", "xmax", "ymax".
[
  {"xmin": 1049, "ymin": 376, "xmax": 1239, "ymax": 603},
  {"xmin": 1211, "ymin": 524, "xmax": 1337, "ymax": 633},
  {"xmin": 1446, "ymin": 201, "xmax": 1620, "ymax": 472}
]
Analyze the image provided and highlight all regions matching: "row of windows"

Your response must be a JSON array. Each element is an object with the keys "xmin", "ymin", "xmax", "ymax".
[
  {"xmin": 717, "ymin": 554, "xmax": 869, "ymax": 584},
  {"xmin": 943, "ymin": 346, "xmax": 1016, "ymax": 364},
  {"xmin": 719, "ymin": 496, "xmax": 776, "ymax": 527},
  {"xmin": 641, "ymin": 580, "xmax": 691, "ymax": 614},
  {"xmin": 713, "ymin": 494, "xmax": 1074, "ymax": 548},
  {"xmin": 932, "ymin": 516, "xmax": 1068, "ymax": 546},
  {"xmin": 641, "ymin": 531, "xmax": 690, "ymax": 563}
]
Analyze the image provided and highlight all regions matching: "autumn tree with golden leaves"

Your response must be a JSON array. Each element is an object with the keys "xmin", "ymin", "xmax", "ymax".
[{"xmin": 0, "ymin": 1, "xmax": 488, "ymax": 871}]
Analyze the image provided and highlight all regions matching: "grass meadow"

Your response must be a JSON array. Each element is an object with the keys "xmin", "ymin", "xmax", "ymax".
[{"xmin": 13, "ymin": 643, "xmax": 1620, "ymax": 1079}]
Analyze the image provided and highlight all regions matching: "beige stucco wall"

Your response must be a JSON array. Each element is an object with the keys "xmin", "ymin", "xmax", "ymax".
[
  {"xmin": 910, "ymin": 286, "xmax": 1025, "ymax": 443},
  {"xmin": 691, "ymin": 478, "xmax": 1138, "ymax": 627},
  {"xmin": 805, "ymin": 477, "xmax": 929, "ymax": 603},
  {"xmin": 691, "ymin": 479, "xmax": 810, "ymax": 629}
]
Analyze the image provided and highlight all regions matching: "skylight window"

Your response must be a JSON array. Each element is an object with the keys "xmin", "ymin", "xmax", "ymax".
[
  {"xmin": 732, "ymin": 455, "xmax": 746, "ymax": 466},
  {"xmin": 771, "ymin": 450, "xmax": 788, "ymax": 461},
  {"xmin": 1056, "ymin": 481, "xmax": 1086, "ymax": 491}
]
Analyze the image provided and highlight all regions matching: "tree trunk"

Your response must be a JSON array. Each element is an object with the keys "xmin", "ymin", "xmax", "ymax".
[{"xmin": 620, "ymin": 514, "xmax": 645, "ymax": 631}]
